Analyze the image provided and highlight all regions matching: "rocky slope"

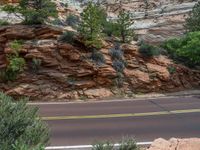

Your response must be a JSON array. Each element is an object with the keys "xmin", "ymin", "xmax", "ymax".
[{"xmin": 0, "ymin": 25, "xmax": 200, "ymax": 101}]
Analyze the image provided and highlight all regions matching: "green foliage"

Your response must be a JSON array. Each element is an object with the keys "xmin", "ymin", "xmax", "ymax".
[
  {"xmin": 109, "ymin": 43, "xmax": 126, "ymax": 87},
  {"xmin": 103, "ymin": 21, "xmax": 119, "ymax": 37},
  {"xmin": 59, "ymin": 31, "xmax": 76, "ymax": 44},
  {"xmin": 31, "ymin": 58, "xmax": 42, "ymax": 73},
  {"xmin": 50, "ymin": 19, "xmax": 64, "ymax": 26},
  {"xmin": 119, "ymin": 138, "xmax": 138, "ymax": 150},
  {"xmin": 66, "ymin": 14, "xmax": 80, "ymax": 28},
  {"xmin": 114, "ymin": 72, "xmax": 124, "ymax": 88},
  {"xmin": 92, "ymin": 138, "xmax": 138, "ymax": 150},
  {"xmin": 1, "ymin": 40, "xmax": 26, "ymax": 81},
  {"xmin": 185, "ymin": 2, "xmax": 200, "ymax": 32},
  {"xmin": 79, "ymin": 2, "xmax": 105, "ymax": 48},
  {"xmin": 92, "ymin": 142, "xmax": 114, "ymax": 150},
  {"xmin": 139, "ymin": 42, "xmax": 160, "ymax": 57},
  {"xmin": 0, "ymin": 92, "xmax": 49, "ymax": 150},
  {"xmin": 90, "ymin": 49, "xmax": 105, "ymax": 66},
  {"xmin": 3, "ymin": 0, "xmax": 57, "ymax": 25},
  {"xmin": 109, "ymin": 43, "xmax": 124, "ymax": 61},
  {"xmin": 162, "ymin": 32, "xmax": 200, "ymax": 67},
  {"xmin": 113, "ymin": 60, "xmax": 125, "ymax": 73},
  {"xmin": 116, "ymin": 10, "xmax": 135, "ymax": 43},
  {"xmin": 0, "ymin": 19, "xmax": 9, "ymax": 26},
  {"xmin": 167, "ymin": 65, "xmax": 176, "ymax": 74}
]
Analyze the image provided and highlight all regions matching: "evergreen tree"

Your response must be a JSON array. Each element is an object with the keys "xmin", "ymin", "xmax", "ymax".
[
  {"xmin": 0, "ymin": 92, "xmax": 49, "ymax": 150},
  {"xmin": 79, "ymin": 2, "xmax": 106, "ymax": 49},
  {"xmin": 185, "ymin": 1, "xmax": 200, "ymax": 32},
  {"xmin": 116, "ymin": 9, "xmax": 134, "ymax": 43},
  {"xmin": 3, "ymin": 0, "xmax": 57, "ymax": 25}
]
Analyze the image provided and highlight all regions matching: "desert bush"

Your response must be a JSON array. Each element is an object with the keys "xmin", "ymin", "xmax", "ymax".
[
  {"xmin": 167, "ymin": 65, "xmax": 176, "ymax": 74},
  {"xmin": 162, "ymin": 32, "xmax": 200, "ymax": 67},
  {"xmin": 90, "ymin": 49, "xmax": 105, "ymax": 66},
  {"xmin": 50, "ymin": 19, "xmax": 64, "ymax": 26},
  {"xmin": 92, "ymin": 142, "xmax": 114, "ymax": 150},
  {"xmin": 185, "ymin": 1, "xmax": 200, "ymax": 32},
  {"xmin": 66, "ymin": 14, "xmax": 80, "ymax": 28},
  {"xmin": 92, "ymin": 138, "xmax": 138, "ymax": 150},
  {"xmin": 139, "ymin": 42, "xmax": 160, "ymax": 57},
  {"xmin": 0, "ymin": 19, "xmax": 9, "ymax": 26},
  {"xmin": 113, "ymin": 60, "xmax": 125, "ymax": 73},
  {"xmin": 0, "ymin": 92, "xmax": 49, "ymax": 150},
  {"xmin": 2, "ymin": 0, "xmax": 57, "ymax": 25},
  {"xmin": 31, "ymin": 58, "xmax": 42, "ymax": 73},
  {"xmin": 109, "ymin": 43, "xmax": 124, "ymax": 61},
  {"xmin": 119, "ymin": 138, "xmax": 138, "ymax": 150},
  {"xmin": 2, "ymin": 40, "xmax": 26, "ymax": 81},
  {"xmin": 59, "ymin": 31, "xmax": 76, "ymax": 43}
]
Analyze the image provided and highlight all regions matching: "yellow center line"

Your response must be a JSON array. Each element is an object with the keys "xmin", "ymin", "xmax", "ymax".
[{"xmin": 41, "ymin": 108, "xmax": 200, "ymax": 121}]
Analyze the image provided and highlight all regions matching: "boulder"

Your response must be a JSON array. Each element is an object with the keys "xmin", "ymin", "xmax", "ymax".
[{"xmin": 148, "ymin": 138, "xmax": 200, "ymax": 150}]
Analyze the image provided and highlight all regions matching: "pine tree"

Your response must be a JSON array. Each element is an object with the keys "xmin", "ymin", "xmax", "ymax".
[
  {"xmin": 116, "ymin": 9, "xmax": 134, "ymax": 43},
  {"xmin": 3, "ymin": 0, "xmax": 57, "ymax": 25},
  {"xmin": 79, "ymin": 2, "xmax": 105, "ymax": 49},
  {"xmin": 185, "ymin": 1, "xmax": 200, "ymax": 32}
]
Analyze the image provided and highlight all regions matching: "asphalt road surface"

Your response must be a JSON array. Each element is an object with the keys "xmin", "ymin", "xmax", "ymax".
[{"xmin": 32, "ymin": 95, "xmax": 200, "ymax": 146}]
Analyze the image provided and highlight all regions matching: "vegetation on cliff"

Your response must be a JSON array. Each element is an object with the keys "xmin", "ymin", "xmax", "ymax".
[
  {"xmin": 0, "ymin": 92, "xmax": 49, "ymax": 150},
  {"xmin": 2, "ymin": 0, "xmax": 57, "ymax": 24}
]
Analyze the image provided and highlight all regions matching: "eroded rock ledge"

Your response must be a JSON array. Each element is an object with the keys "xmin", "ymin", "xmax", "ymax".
[{"xmin": 0, "ymin": 25, "xmax": 200, "ymax": 101}]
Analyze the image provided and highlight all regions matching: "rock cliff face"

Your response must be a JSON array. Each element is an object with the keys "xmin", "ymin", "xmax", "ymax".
[
  {"xmin": 0, "ymin": 25, "xmax": 200, "ymax": 101},
  {"xmin": 56, "ymin": 0, "xmax": 198, "ymax": 44},
  {"xmin": 0, "ymin": 0, "xmax": 198, "ymax": 44},
  {"xmin": 96, "ymin": 0, "xmax": 198, "ymax": 44}
]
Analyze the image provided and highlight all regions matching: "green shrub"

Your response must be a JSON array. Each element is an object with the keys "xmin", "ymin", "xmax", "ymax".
[
  {"xmin": 119, "ymin": 138, "xmax": 138, "ymax": 150},
  {"xmin": 162, "ymin": 32, "xmax": 200, "ymax": 67},
  {"xmin": 109, "ymin": 43, "xmax": 124, "ymax": 60},
  {"xmin": 0, "ymin": 92, "xmax": 49, "ymax": 150},
  {"xmin": 185, "ymin": 1, "xmax": 200, "ymax": 32},
  {"xmin": 59, "ymin": 31, "xmax": 76, "ymax": 43},
  {"xmin": 92, "ymin": 138, "xmax": 138, "ymax": 150},
  {"xmin": 78, "ymin": 2, "xmax": 105, "ymax": 48},
  {"xmin": 2, "ymin": 40, "xmax": 26, "ymax": 81},
  {"xmin": 92, "ymin": 142, "xmax": 114, "ymax": 150},
  {"xmin": 66, "ymin": 14, "xmax": 80, "ymax": 28},
  {"xmin": 167, "ymin": 65, "xmax": 176, "ymax": 74},
  {"xmin": 0, "ymin": 19, "xmax": 9, "ymax": 26},
  {"xmin": 139, "ymin": 42, "xmax": 160, "ymax": 57},
  {"xmin": 113, "ymin": 60, "xmax": 125, "ymax": 73},
  {"xmin": 3, "ymin": 0, "xmax": 57, "ymax": 25},
  {"xmin": 103, "ymin": 21, "xmax": 120, "ymax": 37},
  {"xmin": 90, "ymin": 49, "xmax": 105, "ymax": 66},
  {"xmin": 31, "ymin": 58, "xmax": 42, "ymax": 73},
  {"xmin": 50, "ymin": 19, "xmax": 64, "ymax": 26},
  {"xmin": 114, "ymin": 72, "xmax": 124, "ymax": 88}
]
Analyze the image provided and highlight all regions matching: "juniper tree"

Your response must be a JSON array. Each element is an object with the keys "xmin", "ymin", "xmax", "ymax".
[
  {"xmin": 185, "ymin": 1, "xmax": 200, "ymax": 32},
  {"xmin": 3, "ymin": 0, "xmax": 57, "ymax": 25},
  {"xmin": 0, "ymin": 92, "xmax": 49, "ymax": 150}
]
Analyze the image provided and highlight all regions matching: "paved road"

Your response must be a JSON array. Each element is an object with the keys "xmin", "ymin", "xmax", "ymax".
[{"xmin": 32, "ymin": 95, "xmax": 200, "ymax": 146}]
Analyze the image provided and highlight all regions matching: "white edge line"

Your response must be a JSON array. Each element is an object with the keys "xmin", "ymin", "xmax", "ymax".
[
  {"xmin": 45, "ymin": 142, "xmax": 153, "ymax": 150},
  {"xmin": 28, "ymin": 95, "xmax": 195, "ymax": 105}
]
